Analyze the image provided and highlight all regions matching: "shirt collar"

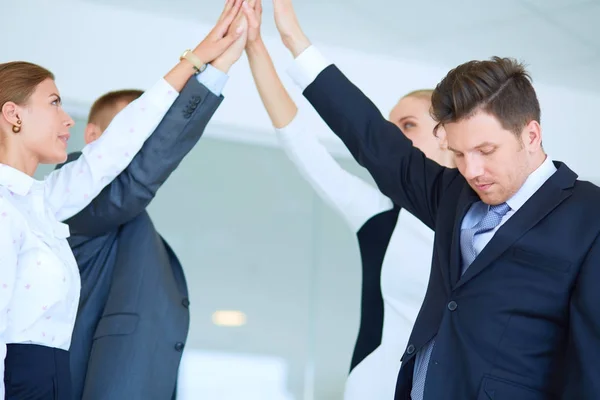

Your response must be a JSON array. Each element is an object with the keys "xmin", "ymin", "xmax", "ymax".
[
  {"xmin": 0, "ymin": 163, "xmax": 36, "ymax": 196},
  {"xmin": 505, "ymin": 156, "xmax": 557, "ymax": 212}
]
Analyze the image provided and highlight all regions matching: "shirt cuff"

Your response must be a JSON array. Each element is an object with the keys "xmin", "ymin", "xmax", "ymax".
[
  {"xmin": 144, "ymin": 78, "xmax": 180, "ymax": 112},
  {"xmin": 196, "ymin": 64, "xmax": 228, "ymax": 96},
  {"xmin": 286, "ymin": 45, "xmax": 332, "ymax": 91},
  {"xmin": 274, "ymin": 110, "xmax": 303, "ymax": 139}
]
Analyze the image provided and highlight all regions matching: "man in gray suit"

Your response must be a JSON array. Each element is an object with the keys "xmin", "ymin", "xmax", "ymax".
[{"xmin": 57, "ymin": 23, "xmax": 247, "ymax": 397}]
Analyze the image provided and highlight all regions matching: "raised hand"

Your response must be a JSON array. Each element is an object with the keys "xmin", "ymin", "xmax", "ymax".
[
  {"xmin": 192, "ymin": 0, "xmax": 247, "ymax": 64},
  {"xmin": 272, "ymin": 0, "xmax": 310, "ymax": 57},
  {"xmin": 245, "ymin": 0, "xmax": 263, "ymax": 46},
  {"xmin": 212, "ymin": 1, "xmax": 256, "ymax": 73}
]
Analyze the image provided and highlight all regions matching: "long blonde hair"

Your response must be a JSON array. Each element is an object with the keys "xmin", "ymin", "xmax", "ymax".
[{"xmin": 403, "ymin": 89, "xmax": 433, "ymax": 101}]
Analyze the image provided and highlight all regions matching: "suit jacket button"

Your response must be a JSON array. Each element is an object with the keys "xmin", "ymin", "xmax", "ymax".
[
  {"xmin": 406, "ymin": 344, "xmax": 415, "ymax": 355},
  {"xmin": 175, "ymin": 342, "xmax": 185, "ymax": 352},
  {"xmin": 194, "ymin": 97, "xmax": 202, "ymax": 104},
  {"xmin": 182, "ymin": 298, "xmax": 190, "ymax": 308},
  {"xmin": 448, "ymin": 301, "xmax": 458, "ymax": 311}
]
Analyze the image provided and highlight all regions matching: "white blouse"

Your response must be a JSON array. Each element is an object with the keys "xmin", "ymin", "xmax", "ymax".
[
  {"xmin": 276, "ymin": 112, "xmax": 433, "ymax": 400},
  {"xmin": 277, "ymin": 48, "xmax": 436, "ymax": 398},
  {"xmin": 0, "ymin": 78, "xmax": 178, "ymax": 397},
  {"xmin": 276, "ymin": 113, "xmax": 395, "ymax": 229}
]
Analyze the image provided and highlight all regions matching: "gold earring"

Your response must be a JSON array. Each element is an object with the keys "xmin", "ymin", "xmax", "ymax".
[{"xmin": 12, "ymin": 119, "xmax": 21, "ymax": 133}]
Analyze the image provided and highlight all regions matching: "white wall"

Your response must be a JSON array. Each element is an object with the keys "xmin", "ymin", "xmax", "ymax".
[{"xmin": 4, "ymin": 0, "xmax": 599, "ymax": 182}]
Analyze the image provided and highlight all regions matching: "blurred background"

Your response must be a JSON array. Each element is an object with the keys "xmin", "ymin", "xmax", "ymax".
[{"xmin": 3, "ymin": 0, "xmax": 600, "ymax": 398}]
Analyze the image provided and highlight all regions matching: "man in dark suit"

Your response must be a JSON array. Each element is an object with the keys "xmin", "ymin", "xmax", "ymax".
[
  {"xmin": 59, "ymin": 77, "xmax": 218, "ymax": 400},
  {"xmin": 264, "ymin": 1, "xmax": 600, "ymax": 399},
  {"xmin": 57, "ymin": 15, "xmax": 249, "ymax": 396}
]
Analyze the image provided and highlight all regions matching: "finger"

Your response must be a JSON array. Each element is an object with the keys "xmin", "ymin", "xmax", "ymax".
[
  {"xmin": 218, "ymin": 0, "xmax": 233, "ymax": 22},
  {"xmin": 255, "ymin": 0, "xmax": 263, "ymax": 22},
  {"xmin": 214, "ymin": 0, "xmax": 244, "ymax": 37},
  {"xmin": 242, "ymin": 4, "xmax": 258, "ymax": 27},
  {"xmin": 225, "ymin": 0, "xmax": 245, "ymax": 24},
  {"xmin": 219, "ymin": 24, "xmax": 245, "ymax": 50},
  {"xmin": 242, "ymin": 0, "xmax": 252, "ymax": 14}
]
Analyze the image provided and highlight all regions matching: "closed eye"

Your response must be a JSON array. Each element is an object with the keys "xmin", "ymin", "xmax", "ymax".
[{"xmin": 447, "ymin": 147, "xmax": 464, "ymax": 158}]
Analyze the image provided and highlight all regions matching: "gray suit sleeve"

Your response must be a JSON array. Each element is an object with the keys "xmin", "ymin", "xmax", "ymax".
[{"xmin": 64, "ymin": 77, "xmax": 223, "ymax": 237}]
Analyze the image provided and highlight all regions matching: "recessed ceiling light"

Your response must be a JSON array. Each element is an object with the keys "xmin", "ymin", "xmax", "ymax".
[{"xmin": 212, "ymin": 310, "xmax": 247, "ymax": 327}]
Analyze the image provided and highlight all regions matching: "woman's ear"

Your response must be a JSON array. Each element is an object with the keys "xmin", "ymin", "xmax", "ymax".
[{"xmin": 1, "ymin": 102, "xmax": 21, "ymax": 127}]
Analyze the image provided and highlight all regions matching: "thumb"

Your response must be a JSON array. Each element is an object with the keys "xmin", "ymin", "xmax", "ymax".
[{"xmin": 220, "ymin": 24, "xmax": 246, "ymax": 49}]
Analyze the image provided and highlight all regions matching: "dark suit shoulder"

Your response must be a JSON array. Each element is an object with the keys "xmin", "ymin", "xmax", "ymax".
[
  {"xmin": 570, "ymin": 180, "xmax": 600, "ymax": 224},
  {"xmin": 574, "ymin": 179, "xmax": 600, "ymax": 194},
  {"xmin": 572, "ymin": 179, "xmax": 600, "ymax": 207}
]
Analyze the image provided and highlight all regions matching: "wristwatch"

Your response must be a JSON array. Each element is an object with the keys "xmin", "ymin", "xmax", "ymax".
[{"xmin": 180, "ymin": 50, "xmax": 207, "ymax": 74}]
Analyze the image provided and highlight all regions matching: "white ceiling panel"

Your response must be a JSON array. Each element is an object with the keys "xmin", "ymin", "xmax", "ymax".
[
  {"xmin": 85, "ymin": 0, "xmax": 600, "ymax": 94},
  {"xmin": 385, "ymin": 13, "xmax": 593, "ymax": 78},
  {"xmin": 546, "ymin": 2, "xmax": 600, "ymax": 48},
  {"xmin": 544, "ymin": 55, "xmax": 600, "ymax": 93},
  {"xmin": 344, "ymin": 0, "xmax": 532, "ymax": 42},
  {"xmin": 520, "ymin": 0, "xmax": 598, "ymax": 11}
]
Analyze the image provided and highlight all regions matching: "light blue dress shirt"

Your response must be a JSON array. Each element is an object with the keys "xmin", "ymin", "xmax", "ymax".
[{"xmin": 195, "ymin": 64, "xmax": 228, "ymax": 96}]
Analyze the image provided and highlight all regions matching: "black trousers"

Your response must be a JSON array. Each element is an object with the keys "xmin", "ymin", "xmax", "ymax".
[{"xmin": 4, "ymin": 344, "xmax": 72, "ymax": 400}]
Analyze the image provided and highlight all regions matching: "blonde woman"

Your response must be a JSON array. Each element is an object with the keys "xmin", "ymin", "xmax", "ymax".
[{"xmin": 243, "ymin": 1, "xmax": 454, "ymax": 398}]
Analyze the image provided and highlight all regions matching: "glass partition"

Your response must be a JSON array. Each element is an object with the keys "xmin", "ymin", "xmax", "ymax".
[{"xmin": 37, "ymin": 118, "xmax": 374, "ymax": 399}]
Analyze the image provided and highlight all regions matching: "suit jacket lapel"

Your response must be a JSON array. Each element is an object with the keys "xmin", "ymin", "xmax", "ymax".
[{"xmin": 454, "ymin": 162, "xmax": 575, "ymax": 290}]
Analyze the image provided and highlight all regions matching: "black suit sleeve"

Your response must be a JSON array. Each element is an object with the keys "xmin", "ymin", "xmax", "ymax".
[
  {"xmin": 303, "ymin": 65, "xmax": 459, "ymax": 229},
  {"xmin": 64, "ymin": 77, "xmax": 223, "ymax": 237}
]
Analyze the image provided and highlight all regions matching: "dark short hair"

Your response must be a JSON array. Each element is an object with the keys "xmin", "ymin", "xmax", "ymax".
[
  {"xmin": 88, "ymin": 89, "xmax": 143, "ymax": 131},
  {"xmin": 430, "ymin": 56, "xmax": 541, "ymax": 136}
]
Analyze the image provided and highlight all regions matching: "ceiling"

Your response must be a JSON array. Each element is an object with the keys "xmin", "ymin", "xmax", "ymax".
[{"xmin": 86, "ymin": 0, "xmax": 600, "ymax": 93}]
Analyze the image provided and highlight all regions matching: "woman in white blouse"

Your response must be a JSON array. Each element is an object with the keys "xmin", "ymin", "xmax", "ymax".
[
  {"xmin": 0, "ymin": 1, "xmax": 251, "ymax": 398},
  {"xmin": 243, "ymin": 1, "xmax": 455, "ymax": 398}
]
